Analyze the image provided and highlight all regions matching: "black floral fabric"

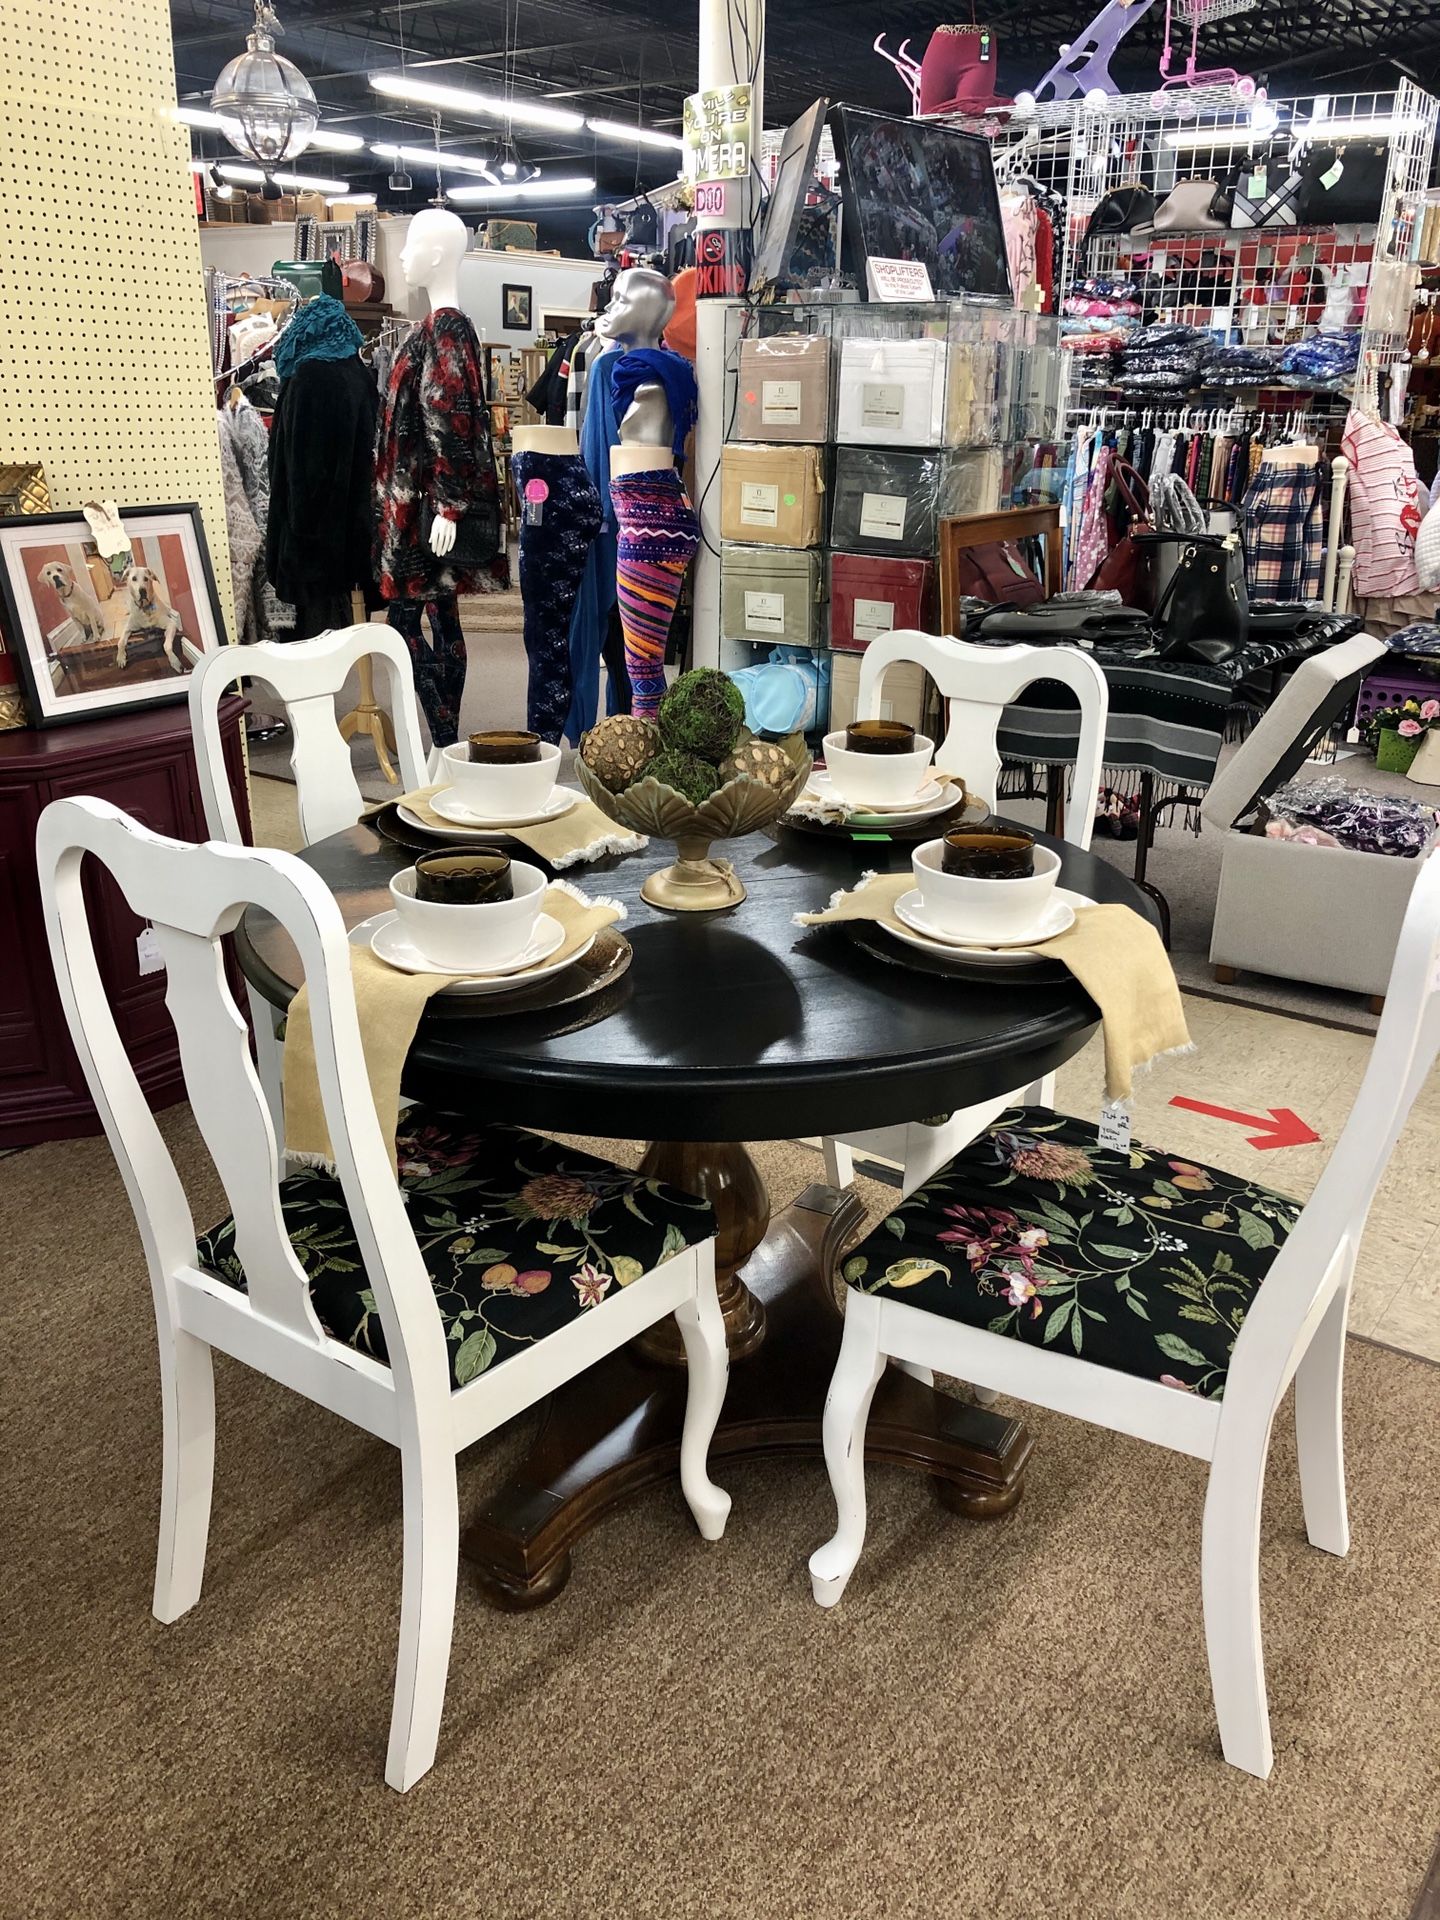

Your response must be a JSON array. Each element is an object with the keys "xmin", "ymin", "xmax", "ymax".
[
  {"xmin": 841, "ymin": 1108, "xmax": 1302, "ymax": 1399},
  {"xmin": 195, "ymin": 1111, "xmax": 714, "ymax": 1390}
]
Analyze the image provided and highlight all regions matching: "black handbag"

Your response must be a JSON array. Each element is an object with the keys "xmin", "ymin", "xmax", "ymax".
[
  {"xmin": 1153, "ymin": 533, "xmax": 1249, "ymax": 665},
  {"xmin": 1079, "ymin": 184, "xmax": 1157, "ymax": 259},
  {"xmin": 1293, "ymin": 141, "xmax": 1389, "ymax": 226}
]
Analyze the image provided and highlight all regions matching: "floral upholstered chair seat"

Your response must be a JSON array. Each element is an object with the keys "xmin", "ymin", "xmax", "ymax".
[
  {"xmin": 840, "ymin": 1108, "xmax": 1302, "ymax": 1399},
  {"xmin": 196, "ymin": 1111, "xmax": 714, "ymax": 1389}
]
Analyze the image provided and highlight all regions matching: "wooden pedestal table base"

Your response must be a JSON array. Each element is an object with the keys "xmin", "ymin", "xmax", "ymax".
[{"xmin": 461, "ymin": 1148, "xmax": 1034, "ymax": 1610}]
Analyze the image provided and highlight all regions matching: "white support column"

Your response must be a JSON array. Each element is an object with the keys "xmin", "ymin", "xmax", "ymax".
[{"xmin": 691, "ymin": 0, "xmax": 764, "ymax": 668}]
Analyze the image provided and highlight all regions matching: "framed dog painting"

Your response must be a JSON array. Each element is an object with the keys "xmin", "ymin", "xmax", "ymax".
[{"xmin": 0, "ymin": 504, "xmax": 226, "ymax": 726}]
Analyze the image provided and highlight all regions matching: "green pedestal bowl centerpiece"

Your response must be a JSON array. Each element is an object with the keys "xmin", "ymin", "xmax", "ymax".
[{"xmin": 577, "ymin": 670, "xmax": 811, "ymax": 912}]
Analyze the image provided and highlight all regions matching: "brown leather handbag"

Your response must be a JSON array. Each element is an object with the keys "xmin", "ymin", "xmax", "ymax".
[
  {"xmin": 953, "ymin": 537, "xmax": 1046, "ymax": 608},
  {"xmin": 1087, "ymin": 461, "xmax": 1155, "ymax": 609}
]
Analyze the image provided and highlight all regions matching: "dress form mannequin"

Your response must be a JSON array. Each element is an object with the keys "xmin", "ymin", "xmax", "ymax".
[
  {"xmin": 596, "ymin": 268, "xmax": 702, "ymax": 717},
  {"xmin": 375, "ymin": 207, "xmax": 505, "ymax": 745}
]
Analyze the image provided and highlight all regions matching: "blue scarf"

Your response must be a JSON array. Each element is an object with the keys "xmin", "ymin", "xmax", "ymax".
[
  {"xmin": 608, "ymin": 348, "xmax": 698, "ymax": 460},
  {"xmin": 273, "ymin": 295, "xmax": 363, "ymax": 383}
]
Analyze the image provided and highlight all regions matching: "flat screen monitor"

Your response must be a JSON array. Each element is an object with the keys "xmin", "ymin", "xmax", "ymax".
[
  {"xmin": 827, "ymin": 104, "xmax": 1012, "ymax": 303},
  {"xmin": 753, "ymin": 97, "xmax": 828, "ymax": 291}
]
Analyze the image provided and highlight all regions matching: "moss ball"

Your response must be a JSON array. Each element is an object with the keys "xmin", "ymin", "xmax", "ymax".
[
  {"xmin": 658, "ymin": 668, "xmax": 747, "ymax": 763},
  {"xmin": 644, "ymin": 747, "xmax": 720, "ymax": 806}
]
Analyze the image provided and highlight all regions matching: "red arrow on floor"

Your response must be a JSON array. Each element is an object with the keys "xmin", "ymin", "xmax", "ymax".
[{"xmin": 1168, "ymin": 1097, "xmax": 1320, "ymax": 1151}]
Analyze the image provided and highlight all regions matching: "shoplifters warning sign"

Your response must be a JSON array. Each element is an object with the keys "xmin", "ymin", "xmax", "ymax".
[{"xmin": 684, "ymin": 84, "xmax": 753, "ymax": 183}]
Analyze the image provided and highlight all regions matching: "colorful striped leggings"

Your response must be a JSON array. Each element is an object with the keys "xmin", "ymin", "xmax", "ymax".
[{"xmin": 610, "ymin": 467, "xmax": 700, "ymax": 718}]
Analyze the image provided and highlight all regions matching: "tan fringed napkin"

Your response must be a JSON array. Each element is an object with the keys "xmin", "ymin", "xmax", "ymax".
[
  {"xmin": 795, "ymin": 873, "xmax": 1191, "ymax": 1102},
  {"xmin": 283, "ymin": 882, "xmax": 625, "ymax": 1172},
  {"xmin": 367, "ymin": 784, "xmax": 646, "ymax": 868}
]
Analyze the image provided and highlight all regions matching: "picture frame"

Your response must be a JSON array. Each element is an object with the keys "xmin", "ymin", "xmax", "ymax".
[
  {"xmin": 0, "ymin": 504, "xmax": 227, "ymax": 728},
  {"xmin": 502, "ymin": 283, "xmax": 533, "ymax": 331}
]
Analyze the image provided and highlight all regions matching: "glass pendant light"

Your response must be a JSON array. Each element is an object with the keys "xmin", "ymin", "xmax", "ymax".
[{"xmin": 210, "ymin": 1, "xmax": 319, "ymax": 189}]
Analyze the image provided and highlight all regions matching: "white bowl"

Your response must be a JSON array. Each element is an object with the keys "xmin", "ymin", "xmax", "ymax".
[
  {"xmin": 911, "ymin": 839, "xmax": 1061, "ymax": 944},
  {"xmin": 388, "ymin": 860, "xmax": 546, "ymax": 971},
  {"xmin": 440, "ymin": 740, "xmax": 560, "ymax": 820},
  {"xmin": 822, "ymin": 731, "xmax": 935, "ymax": 809}
]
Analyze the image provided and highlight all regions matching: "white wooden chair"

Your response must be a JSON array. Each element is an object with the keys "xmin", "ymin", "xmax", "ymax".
[
  {"xmin": 822, "ymin": 630, "xmax": 1110, "ymax": 1198},
  {"xmin": 37, "ymin": 796, "xmax": 731, "ymax": 1792},
  {"xmin": 809, "ymin": 846, "xmax": 1440, "ymax": 1778},
  {"xmin": 190, "ymin": 625, "xmax": 431, "ymax": 1146}
]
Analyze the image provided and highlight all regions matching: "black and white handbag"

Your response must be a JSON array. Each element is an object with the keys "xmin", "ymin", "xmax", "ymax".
[{"xmin": 1219, "ymin": 151, "xmax": 1302, "ymax": 230}]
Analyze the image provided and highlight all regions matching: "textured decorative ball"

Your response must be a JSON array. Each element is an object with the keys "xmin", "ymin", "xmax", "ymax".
[
  {"xmin": 579, "ymin": 713, "xmax": 661, "ymax": 792},
  {"xmin": 719, "ymin": 738, "xmax": 795, "ymax": 791},
  {"xmin": 657, "ymin": 668, "xmax": 747, "ymax": 763},
  {"xmin": 645, "ymin": 748, "xmax": 720, "ymax": 806}
]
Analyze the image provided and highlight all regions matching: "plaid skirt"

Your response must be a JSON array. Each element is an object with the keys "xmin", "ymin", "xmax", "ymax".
[{"xmin": 1241, "ymin": 460, "xmax": 1326, "ymax": 601}]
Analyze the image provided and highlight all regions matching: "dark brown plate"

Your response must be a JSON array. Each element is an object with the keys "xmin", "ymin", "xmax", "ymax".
[
  {"xmin": 775, "ymin": 791, "xmax": 987, "ymax": 846},
  {"xmin": 366, "ymin": 800, "xmax": 506, "ymax": 854},
  {"xmin": 843, "ymin": 916, "xmax": 1071, "ymax": 986}
]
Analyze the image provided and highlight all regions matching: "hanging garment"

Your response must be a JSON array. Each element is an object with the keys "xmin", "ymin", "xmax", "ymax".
[
  {"xmin": 294, "ymin": 587, "xmax": 356, "ymax": 641},
  {"xmin": 387, "ymin": 595, "xmax": 468, "ymax": 747},
  {"xmin": 221, "ymin": 392, "xmax": 293, "ymax": 636},
  {"xmin": 1073, "ymin": 443, "xmax": 1114, "ymax": 591},
  {"xmin": 512, "ymin": 450, "xmax": 603, "ymax": 742},
  {"xmin": 1341, "ymin": 408, "xmax": 1423, "ymax": 598},
  {"xmin": 1033, "ymin": 203, "xmax": 1056, "ymax": 313},
  {"xmin": 611, "ymin": 469, "xmax": 701, "ymax": 718},
  {"xmin": 1000, "ymin": 190, "xmax": 1039, "ymax": 308},
  {"xmin": 564, "ymin": 344, "xmax": 624, "ymax": 742},
  {"xmin": 217, "ymin": 416, "xmax": 262, "ymax": 643},
  {"xmin": 565, "ymin": 330, "xmax": 605, "ymax": 434},
  {"xmin": 374, "ymin": 308, "xmax": 505, "ymax": 602},
  {"xmin": 1241, "ymin": 458, "xmax": 1326, "ymax": 601},
  {"xmin": 527, "ymin": 334, "xmax": 577, "ymax": 426},
  {"xmin": 267, "ymin": 299, "xmax": 378, "ymax": 609}
]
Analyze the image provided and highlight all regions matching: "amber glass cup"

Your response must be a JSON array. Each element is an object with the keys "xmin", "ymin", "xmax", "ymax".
[
  {"xmin": 413, "ymin": 849, "xmax": 514, "ymax": 904},
  {"xmin": 844, "ymin": 719, "xmax": 917, "ymax": 756},
  {"xmin": 940, "ymin": 826, "xmax": 1036, "ymax": 879},
  {"xmin": 468, "ymin": 729, "xmax": 542, "ymax": 764}
]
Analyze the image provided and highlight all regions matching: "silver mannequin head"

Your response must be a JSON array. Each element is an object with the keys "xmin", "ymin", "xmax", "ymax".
[{"xmin": 596, "ymin": 267, "xmax": 676, "ymax": 349}]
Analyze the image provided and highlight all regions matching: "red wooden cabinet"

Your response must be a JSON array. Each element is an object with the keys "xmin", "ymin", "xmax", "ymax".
[{"xmin": 0, "ymin": 696, "xmax": 251, "ymax": 1147}]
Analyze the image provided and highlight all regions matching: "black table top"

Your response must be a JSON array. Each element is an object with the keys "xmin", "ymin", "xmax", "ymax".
[{"xmin": 236, "ymin": 819, "xmax": 1159, "ymax": 1143}]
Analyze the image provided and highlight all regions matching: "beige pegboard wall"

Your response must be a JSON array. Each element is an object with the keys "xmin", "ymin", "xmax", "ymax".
[{"xmin": 0, "ymin": 0, "xmax": 234, "ymax": 634}]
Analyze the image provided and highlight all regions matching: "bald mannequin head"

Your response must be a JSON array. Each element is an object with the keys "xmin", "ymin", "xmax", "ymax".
[
  {"xmin": 400, "ymin": 208, "xmax": 469, "ymax": 310},
  {"xmin": 597, "ymin": 266, "xmax": 677, "ymax": 350}
]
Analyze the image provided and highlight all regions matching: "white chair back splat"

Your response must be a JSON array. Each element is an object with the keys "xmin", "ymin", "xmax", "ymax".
[
  {"xmin": 37, "ymin": 796, "xmax": 730, "ymax": 1792},
  {"xmin": 190, "ymin": 624, "xmax": 429, "ymax": 848},
  {"xmin": 857, "ymin": 629, "xmax": 1109, "ymax": 849}
]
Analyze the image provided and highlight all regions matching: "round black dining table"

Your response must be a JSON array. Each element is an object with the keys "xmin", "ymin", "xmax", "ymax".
[{"xmin": 238, "ymin": 814, "xmax": 1160, "ymax": 1608}]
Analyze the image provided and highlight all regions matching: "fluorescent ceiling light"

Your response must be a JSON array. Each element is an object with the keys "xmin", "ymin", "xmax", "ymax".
[
  {"xmin": 175, "ymin": 104, "xmax": 363, "ymax": 151},
  {"xmin": 369, "ymin": 140, "xmax": 498, "ymax": 177},
  {"xmin": 218, "ymin": 163, "xmax": 351, "ymax": 193},
  {"xmin": 446, "ymin": 175, "xmax": 597, "ymax": 204},
  {"xmin": 369, "ymin": 71, "xmax": 584, "ymax": 133},
  {"xmin": 585, "ymin": 117, "xmax": 684, "ymax": 150},
  {"xmin": 1292, "ymin": 114, "xmax": 1424, "ymax": 138},
  {"xmin": 1165, "ymin": 125, "xmax": 1286, "ymax": 148},
  {"xmin": 331, "ymin": 191, "xmax": 375, "ymax": 205}
]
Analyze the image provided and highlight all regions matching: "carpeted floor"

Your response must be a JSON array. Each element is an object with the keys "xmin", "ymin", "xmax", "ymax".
[{"xmin": 5, "ymin": 1114, "xmax": 1439, "ymax": 1920}]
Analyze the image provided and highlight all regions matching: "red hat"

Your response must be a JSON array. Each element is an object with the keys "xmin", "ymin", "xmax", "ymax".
[{"xmin": 919, "ymin": 25, "xmax": 1012, "ymax": 116}]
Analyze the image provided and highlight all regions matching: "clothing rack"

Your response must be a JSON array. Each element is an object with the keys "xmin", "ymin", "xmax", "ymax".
[
  {"xmin": 208, "ymin": 268, "xmax": 302, "ymax": 395},
  {"xmin": 1069, "ymin": 402, "xmax": 1332, "ymax": 440}
]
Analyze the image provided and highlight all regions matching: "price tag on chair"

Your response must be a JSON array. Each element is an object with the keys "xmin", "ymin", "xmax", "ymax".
[{"xmin": 1097, "ymin": 1099, "xmax": 1131, "ymax": 1152}]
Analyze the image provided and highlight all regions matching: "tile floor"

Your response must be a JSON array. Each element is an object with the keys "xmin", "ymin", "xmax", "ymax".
[{"xmin": 247, "ymin": 770, "xmax": 1440, "ymax": 1364}]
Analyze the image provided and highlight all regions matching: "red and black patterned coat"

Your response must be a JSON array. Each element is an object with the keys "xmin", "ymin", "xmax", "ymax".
[{"xmin": 373, "ymin": 309, "xmax": 507, "ymax": 600}]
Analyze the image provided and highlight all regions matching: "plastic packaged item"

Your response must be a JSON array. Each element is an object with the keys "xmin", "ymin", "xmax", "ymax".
[
  {"xmin": 835, "ymin": 335, "xmax": 948, "ymax": 447},
  {"xmin": 1264, "ymin": 774, "xmax": 1440, "ymax": 858},
  {"xmin": 734, "ymin": 334, "xmax": 832, "ymax": 442},
  {"xmin": 727, "ymin": 645, "xmax": 830, "ymax": 735},
  {"xmin": 720, "ymin": 545, "xmax": 822, "ymax": 646},
  {"xmin": 719, "ymin": 444, "xmax": 825, "ymax": 548},
  {"xmin": 829, "ymin": 553, "xmax": 934, "ymax": 651},
  {"xmin": 830, "ymin": 446, "xmax": 999, "ymax": 557}
]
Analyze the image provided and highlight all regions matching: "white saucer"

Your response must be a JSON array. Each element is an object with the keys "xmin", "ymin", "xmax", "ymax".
[
  {"xmin": 424, "ymin": 787, "xmax": 579, "ymax": 831},
  {"xmin": 805, "ymin": 770, "xmax": 952, "ymax": 821},
  {"xmin": 888, "ymin": 888, "xmax": 1084, "ymax": 959},
  {"xmin": 352, "ymin": 912, "xmax": 592, "ymax": 994}
]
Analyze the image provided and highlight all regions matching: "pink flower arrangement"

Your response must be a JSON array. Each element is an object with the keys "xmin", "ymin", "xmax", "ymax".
[
  {"xmin": 1423, "ymin": 700, "xmax": 1440, "ymax": 721},
  {"xmin": 1399, "ymin": 718, "xmax": 1423, "ymax": 738}
]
